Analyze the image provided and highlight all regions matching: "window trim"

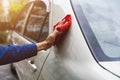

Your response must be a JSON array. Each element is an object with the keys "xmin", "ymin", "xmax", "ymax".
[{"xmin": 37, "ymin": 13, "xmax": 49, "ymax": 42}]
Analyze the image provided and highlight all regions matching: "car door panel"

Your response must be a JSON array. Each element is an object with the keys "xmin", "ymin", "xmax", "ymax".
[
  {"xmin": 11, "ymin": 32, "xmax": 30, "ymax": 45},
  {"xmin": 14, "ymin": 49, "xmax": 50, "ymax": 80}
]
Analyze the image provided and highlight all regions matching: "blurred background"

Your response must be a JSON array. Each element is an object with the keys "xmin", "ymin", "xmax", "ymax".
[
  {"xmin": 0, "ymin": 0, "xmax": 28, "ymax": 80},
  {"xmin": 0, "ymin": 0, "xmax": 28, "ymax": 45}
]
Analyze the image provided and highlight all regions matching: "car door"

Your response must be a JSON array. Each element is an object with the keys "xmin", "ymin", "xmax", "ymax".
[
  {"xmin": 38, "ymin": 0, "xmax": 74, "ymax": 80},
  {"xmin": 11, "ymin": 1, "xmax": 51, "ymax": 80}
]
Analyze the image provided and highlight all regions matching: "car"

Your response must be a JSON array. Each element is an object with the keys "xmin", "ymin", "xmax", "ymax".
[{"xmin": 8, "ymin": 0, "xmax": 120, "ymax": 80}]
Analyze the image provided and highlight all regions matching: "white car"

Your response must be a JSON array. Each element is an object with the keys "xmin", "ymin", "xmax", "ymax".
[{"xmin": 9, "ymin": 0, "xmax": 120, "ymax": 80}]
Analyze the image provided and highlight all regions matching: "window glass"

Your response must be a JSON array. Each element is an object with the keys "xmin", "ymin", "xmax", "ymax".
[
  {"xmin": 15, "ymin": 3, "xmax": 31, "ymax": 34},
  {"xmin": 38, "ymin": 15, "xmax": 49, "ymax": 42},
  {"xmin": 24, "ymin": 2, "xmax": 48, "ymax": 42},
  {"xmin": 74, "ymin": 0, "xmax": 120, "ymax": 58}
]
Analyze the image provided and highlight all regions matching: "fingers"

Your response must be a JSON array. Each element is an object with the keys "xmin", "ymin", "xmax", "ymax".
[{"xmin": 55, "ymin": 19, "xmax": 66, "ymax": 28}]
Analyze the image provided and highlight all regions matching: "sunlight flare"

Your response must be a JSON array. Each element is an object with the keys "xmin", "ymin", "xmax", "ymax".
[{"xmin": 2, "ymin": 0, "xmax": 9, "ymax": 8}]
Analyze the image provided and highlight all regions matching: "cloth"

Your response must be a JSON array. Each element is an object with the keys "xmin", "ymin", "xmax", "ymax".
[
  {"xmin": 53, "ymin": 14, "xmax": 72, "ymax": 31},
  {"xmin": 0, "ymin": 44, "xmax": 37, "ymax": 65}
]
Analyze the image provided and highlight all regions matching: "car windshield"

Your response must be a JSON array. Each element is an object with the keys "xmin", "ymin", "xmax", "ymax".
[{"xmin": 72, "ymin": 0, "xmax": 120, "ymax": 60}]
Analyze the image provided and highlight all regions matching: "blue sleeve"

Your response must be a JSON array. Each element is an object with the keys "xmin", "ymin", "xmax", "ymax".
[{"xmin": 0, "ymin": 44, "xmax": 37, "ymax": 65}]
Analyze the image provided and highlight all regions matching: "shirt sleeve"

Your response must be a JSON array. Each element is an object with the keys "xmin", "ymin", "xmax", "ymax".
[{"xmin": 0, "ymin": 44, "xmax": 37, "ymax": 65}]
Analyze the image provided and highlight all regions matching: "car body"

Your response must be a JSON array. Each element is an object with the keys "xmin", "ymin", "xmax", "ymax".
[{"xmin": 9, "ymin": 0, "xmax": 120, "ymax": 80}]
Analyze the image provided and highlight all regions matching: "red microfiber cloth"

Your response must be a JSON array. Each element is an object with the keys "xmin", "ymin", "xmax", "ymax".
[{"xmin": 53, "ymin": 14, "xmax": 72, "ymax": 31}]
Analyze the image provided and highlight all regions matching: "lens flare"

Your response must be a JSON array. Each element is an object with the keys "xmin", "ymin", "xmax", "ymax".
[{"xmin": 1, "ymin": 0, "xmax": 10, "ymax": 22}]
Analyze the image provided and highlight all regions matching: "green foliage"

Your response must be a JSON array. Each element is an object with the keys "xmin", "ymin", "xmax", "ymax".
[
  {"xmin": 0, "ymin": 1, "xmax": 29, "ymax": 45},
  {"xmin": 9, "ymin": 0, "xmax": 28, "ymax": 23}
]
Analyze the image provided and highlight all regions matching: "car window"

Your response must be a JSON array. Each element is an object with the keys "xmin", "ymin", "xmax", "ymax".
[
  {"xmin": 71, "ymin": 0, "xmax": 120, "ymax": 61},
  {"xmin": 15, "ymin": 3, "xmax": 32, "ymax": 34},
  {"xmin": 24, "ymin": 2, "xmax": 48, "ymax": 42},
  {"xmin": 38, "ymin": 15, "xmax": 49, "ymax": 42}
]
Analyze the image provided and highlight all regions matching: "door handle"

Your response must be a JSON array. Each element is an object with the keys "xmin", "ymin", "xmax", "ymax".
[{"xmin": 28, "ymin": 60, "xmax": 37, "ymax": 72}]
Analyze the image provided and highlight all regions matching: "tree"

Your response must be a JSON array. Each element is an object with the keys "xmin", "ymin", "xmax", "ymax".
[{"xmin": 8, "ymin": 0, "xmax": 28, "ymax": 24}]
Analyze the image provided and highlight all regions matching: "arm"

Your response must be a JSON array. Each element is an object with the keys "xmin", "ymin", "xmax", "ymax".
[
  {"xmin": 0, "ymin": 30, "xmax": 58, "ymax": 65},
  {"xmin": 0, "ymin": 14, "xmax": 71, "ymax": 65},
  {"xmin": 0, "ymin": 44, "xmax": 37, "ymax": 65},
  {"xmin": 0, "ymin": 29, "xmax": 59, "ymax": 65}
]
